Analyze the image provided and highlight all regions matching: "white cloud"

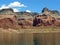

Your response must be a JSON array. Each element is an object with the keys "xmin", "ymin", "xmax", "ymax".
[
  {"xmin": 13, "ymin": 8, "xmax": 19, "ymax": 12},
  {"xmin": 8, "ymin": 1, "xmax": 26, "ymax": 8},
  {"xmin": 26, "ymin": 10, "xmax": 31, "ymax": 13},
  {"xmin": 0, "ymin": 4, "xmax": 9, "ymax": 9},
  {"xmin": 0, "ymin": 1, "xmax": 26, "ymax": 12}
]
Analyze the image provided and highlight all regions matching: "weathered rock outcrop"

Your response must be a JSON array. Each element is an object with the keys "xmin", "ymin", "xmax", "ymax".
[
  {"xmin": 0, "ymin": 15, "xmax": 19, "ymax": 29},
  {"xmin": 33, "ymin": 14, "xmax": 56, "ymax": 26},
  {"xmin": 15, "ymin": 12, "xmax": 33, "ymax": 28},
  {"xmin": 42, "ymin": 7, "xmax": 60, "ymax": 18},
  {"xmin": 0, "ymin": 8, "xmax": 60, "ymax": 29},
  {"xmin": 17, "ymin": 17, "xmax": 33, "ymax": 28},
  {"xmin": 0, "ymin": 8, "xmax": 14, "ymax": 15}
]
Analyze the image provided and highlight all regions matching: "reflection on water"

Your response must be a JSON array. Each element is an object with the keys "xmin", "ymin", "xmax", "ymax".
[
  {"xmin": 0, "ymin": 32, "xmax": 33, "ymax": 45},
  {"xmin": 0, "ymin": 31, "xmax": 60, "ymax": 45}
]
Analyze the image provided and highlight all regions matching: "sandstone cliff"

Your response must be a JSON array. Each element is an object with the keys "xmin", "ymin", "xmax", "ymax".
[{"xmin": 0, "ymin": 8, "xmax": 60, "ymax": 29}]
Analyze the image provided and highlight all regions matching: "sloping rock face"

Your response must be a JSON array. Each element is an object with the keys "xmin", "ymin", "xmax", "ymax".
[
  {"xmin": 54, "ymin": 18, "xmax": 60, "ymax": 27},
  {"xmin": 17, "ymin": 16, "xmax": 33, "ymax": 28},
  {"xmin": 19, "ymin": 20, "xmax": 33, "ymax": 28},
  {"xmin": 0, "ymin": 8, "xmax": 60, "ymax": 29},
  {"xmin": 15, "ymin": 12, "xmax": 33, "ymax": 28},
  {"xmin": 0, "ymin": 8, "xmax": 34, "ymax": 29},
  {"xmin": 0, "ymin": 8, "xmax": 14, "ymax": 15},
  {"xmin": 33, "ymin": 14, "xmax": 56, "ymax": 26},
  {"xmin": 0, "ymin": 15, "xmax": 19, "ymax": 29},
  {"xmin": 33, "ymin": 14, "xmax": 60, "ymax": 27},
  {"xmin": 41, "ymin": 7, "xmax": 60, "ymax": 27},
  {"xmin": 42, "ymin": 7, "xmax": 60, "ymax": 18}
]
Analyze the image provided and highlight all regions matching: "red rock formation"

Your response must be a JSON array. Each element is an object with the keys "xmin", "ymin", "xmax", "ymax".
[
  {"xmin": 0, "ymin": 14, "xmax": 60, "ymax": 29},
  {"xmin": 18, "ymin": 18, "xmax": 33, "ymax": 28},
  {"xmin": 0, "ymin": 15, "xmax": 19, "ymax": 29},
  {"xmin": 54, "ymin": 18, "xmax": 60, "ymax": 27},
  {"xmin": 33, "ymin": 14, "xmax": 56, "ymax": 26}
]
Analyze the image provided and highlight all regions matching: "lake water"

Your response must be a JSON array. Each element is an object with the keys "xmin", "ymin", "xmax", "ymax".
[{"xmin": 0, "ymin": 31, "xmax": 60, "ymax": 45}]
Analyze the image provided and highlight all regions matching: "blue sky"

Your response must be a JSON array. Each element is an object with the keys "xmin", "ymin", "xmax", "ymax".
[{"xmin": 0, "ymin": 0, "xmax": 60, "ymax": 13}]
